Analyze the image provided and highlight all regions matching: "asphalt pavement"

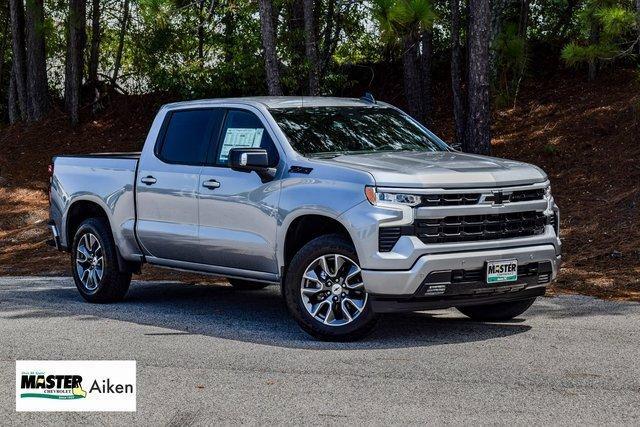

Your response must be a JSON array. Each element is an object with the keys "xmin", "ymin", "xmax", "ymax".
[{"xmin": 1, "ymin": 276, "xmax": 639, "ymax": 425}]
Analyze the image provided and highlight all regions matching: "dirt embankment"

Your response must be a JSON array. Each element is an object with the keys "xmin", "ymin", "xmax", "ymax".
[{"xmin": 1, "ymin": 71, "xmax": 638, "ymax": 299}]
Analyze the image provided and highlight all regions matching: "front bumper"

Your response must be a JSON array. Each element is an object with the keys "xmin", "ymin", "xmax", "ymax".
[{"xmin": 361, "ymin": 244, "xmax": 561, "ymax": 313}]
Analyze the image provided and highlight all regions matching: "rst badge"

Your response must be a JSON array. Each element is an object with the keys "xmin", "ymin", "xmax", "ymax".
[{"xmin": 16, "ymin": 360, "xmax": 136, "ymax": 412}]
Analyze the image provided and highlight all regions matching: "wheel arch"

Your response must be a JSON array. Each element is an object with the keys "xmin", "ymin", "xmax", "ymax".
[
  {"xmin": 280, "ymin": 212, "xmax": 357, "ymax": 276},
  {"xmin": 64, "ymin": 198, "xmax": 140, "ymax": 274},
  {"xmin": 65, "ymin": 198, "xmax": 111, "ymax": 249}
]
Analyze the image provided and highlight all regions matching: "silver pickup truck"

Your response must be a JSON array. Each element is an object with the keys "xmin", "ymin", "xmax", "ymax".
[{"xmin": 49, "ymin": 96, "xmax": 561, "ymax": 340}]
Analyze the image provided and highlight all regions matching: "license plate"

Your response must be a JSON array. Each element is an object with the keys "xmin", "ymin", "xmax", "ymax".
[{"xmin": 486, "ymin": 259, "xmax": 518, "ymax": 284}]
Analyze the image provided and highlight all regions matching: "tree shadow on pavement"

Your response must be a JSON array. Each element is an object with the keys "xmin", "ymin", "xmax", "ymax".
[{"xmin": 0, "ymin": 278, "xmax": 540, "ymax": 350}]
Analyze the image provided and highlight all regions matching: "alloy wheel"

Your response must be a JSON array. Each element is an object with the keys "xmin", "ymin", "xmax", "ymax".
[
  {"xmin": 75, "ymin": 233, "xmax": 104, "ymax": 291},
  {"xmin": 300, "ymin": 254, "xmax": 367, "ymax": 326}
]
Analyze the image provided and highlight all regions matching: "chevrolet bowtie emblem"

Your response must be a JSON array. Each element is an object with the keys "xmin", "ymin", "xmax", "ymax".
[{"xmin": 492, "ymin": 191, "xmax": 509, "ymax": 205}]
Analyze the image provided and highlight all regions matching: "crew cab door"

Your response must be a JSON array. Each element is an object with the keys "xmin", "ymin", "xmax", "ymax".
[
  {"xmin": 136, "ymin": 108, "xmax": 224, "ymax": 263},
  {"xmin": 197, "ymin": 108, "xmax": 281, "ymax": 275}
]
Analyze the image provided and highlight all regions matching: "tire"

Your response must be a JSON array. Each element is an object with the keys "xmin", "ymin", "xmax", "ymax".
[
  {"xmin": 228, "ymin": 278, "xmax": 270, "ymax": 290},
  {"xmin": 71, "ymin": 218, "xmax": 131, "ymax": 303},
  {"xmin": 283, "ymin": 234, "xmax": 377, "ymax": 341},
  {"xmin": 456, "ymin": 297, "xmax": 537, "ymax": 321}
]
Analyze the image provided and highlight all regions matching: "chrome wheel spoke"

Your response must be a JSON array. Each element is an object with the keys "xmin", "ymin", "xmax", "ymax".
[
  {"xmin": 303, "ymin": 270, "xmax": 322, "ymax": 285},
  {"xmin": 346, "ymin": 281, "xmax": 364, "ymax": 291},
  {"xmin": 319, "ymin": 256, "xmax": 331, "ymax": 278},
  {"xmin": 346, "ymin": 264, "xmax": 361, "ymax": 280},
  {"xmin": 75, "ymin": 232, "xmax": 102, "ymax": 292},
  {"xmin": 340, "ymin": 300, "xmax": 353, "ymax": 322}
]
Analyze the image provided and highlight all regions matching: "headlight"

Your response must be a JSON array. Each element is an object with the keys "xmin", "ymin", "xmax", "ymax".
[{"xmin": 365, "ymin": 186, "xmax": 421, "ymax": 207}]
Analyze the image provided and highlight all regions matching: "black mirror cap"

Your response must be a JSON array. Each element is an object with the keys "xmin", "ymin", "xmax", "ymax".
[{"xmin": 228, "ymin": 148, "xmax": 269, "ymax": 170}]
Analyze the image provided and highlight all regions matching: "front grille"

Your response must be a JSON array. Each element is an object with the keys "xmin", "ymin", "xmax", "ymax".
[
  {"xmin": 420, "ymin": 193, "xmax": 480, "ymax": 207},
  {"xmin": 418, "ymin": 188, "xmax": 545, "ymax": 207},
  {"xmin": 485, "ymin": 189, "xmax": 545, "ymax": 204},
  {"xmin": 415, "ymin": 211, "xmax": 547, "ymax": 244}
]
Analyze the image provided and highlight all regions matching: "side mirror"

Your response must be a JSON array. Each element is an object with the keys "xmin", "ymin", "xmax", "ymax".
[
  {"xmin": 228, "ymin": 148, "xmax": 276, "ymax": 181},
  {"xmin": 449, "ymin": 142, "xmax": 462, "ymax": 151}
]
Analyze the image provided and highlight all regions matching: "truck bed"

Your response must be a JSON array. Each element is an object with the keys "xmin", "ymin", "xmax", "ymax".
[{"xmin": 50, "ymin": 153, "xmax": 141, "ymax": 258}]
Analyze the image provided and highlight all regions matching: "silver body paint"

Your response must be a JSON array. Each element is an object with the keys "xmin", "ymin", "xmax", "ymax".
[{"xmin": 50, "ymin": 97, "xmax": 561, "ymax": 296}]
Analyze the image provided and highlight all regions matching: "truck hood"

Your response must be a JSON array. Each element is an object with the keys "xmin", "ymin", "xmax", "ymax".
[{"xmin": 320, "ymin": 151, "xmax": 547, "ymax": 188}]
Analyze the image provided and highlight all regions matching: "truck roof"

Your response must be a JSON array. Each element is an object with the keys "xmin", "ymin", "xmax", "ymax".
[{"xmin": 161, "ymin": 96, "xmax": 391, "ymax": 110}]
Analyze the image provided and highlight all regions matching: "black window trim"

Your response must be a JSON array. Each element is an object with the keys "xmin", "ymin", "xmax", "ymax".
[{"xmin": 154, "ymin": 107, "xmax": 224, "ymax": 166}]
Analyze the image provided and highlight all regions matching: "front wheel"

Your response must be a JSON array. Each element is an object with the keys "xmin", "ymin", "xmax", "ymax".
[
  {"xmin": 283, "ymin": 234, "xmax": 377, "ymax": 341},
  {"xmin": 456, "ymin": 298, "xmax": 537, "ymax": 321}
]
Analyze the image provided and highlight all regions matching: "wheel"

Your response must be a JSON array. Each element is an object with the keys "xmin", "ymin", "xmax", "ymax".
[
  {"xmin": 228, "ymin": 278, "xmax": 270, "ymax": 290},
  {"xmin": 283, "ymin": 234, "xmax": 377, "ymax": 341},
  {"xmin": 71, "ymin": 217, "xmax": 131, "ymax": 303},
  {"xmin": 456, "ymin": 298, "xmax": 537, "ymax": 321}
]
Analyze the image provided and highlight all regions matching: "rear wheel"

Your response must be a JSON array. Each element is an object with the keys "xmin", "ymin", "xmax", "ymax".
[
  {"xmin": 71, "ymin": 218, "xmax": 131, "ymax": 303},
  {"xmin": 456, "ymin": 298, "xmax": 536, "ymax": 321},
  {"xmin": 283, "ymin": 234, "xmax": 377, "ymax": 341},
  {"xmin": 228, "ymin": 279, "xmax": 270, "ymax": 290}
]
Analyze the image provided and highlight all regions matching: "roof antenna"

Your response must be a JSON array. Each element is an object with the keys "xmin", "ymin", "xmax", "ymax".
[{"xmin": 360, "ymin": 92, "xmax": 376, "ymax": 104}]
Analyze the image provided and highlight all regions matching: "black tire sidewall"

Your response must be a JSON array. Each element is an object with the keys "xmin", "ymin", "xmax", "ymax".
[{"xmin": 283, "ymin": 234, "xmax": 377, "ymax": 341}]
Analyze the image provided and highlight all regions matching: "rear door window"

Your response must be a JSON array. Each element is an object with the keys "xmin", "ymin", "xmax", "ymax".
[
  {"xmin": 157, "ymin": 109, "xmax": 224, "ymax": 165},
  {"xmin": 213, "ymin": 110, "xmax": 279, "ymax": 166}
]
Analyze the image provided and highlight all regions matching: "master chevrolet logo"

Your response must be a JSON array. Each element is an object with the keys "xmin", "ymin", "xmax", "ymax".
[
  {"xmin": 20, "ymin": 374, "xmax": 87, "ymax": 400},
  {"xmin": 16, "ymin": 361, "xmax": 136, "ymax": 412}
]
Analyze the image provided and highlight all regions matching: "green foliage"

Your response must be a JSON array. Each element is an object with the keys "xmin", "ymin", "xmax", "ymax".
[
  {"xmin": 372, "ymin": 0, "xmax": 437, "ymax": 42},
  {"xmin": 595, "ymin": 6, "xmax": 636, "ymax": 36},
  {"xmin": 562, "ymin": 0, "xmax": 638, "ymax": 71},
  {"xmin": 561, "ymin": 41, "xmax": 618, "ymax": 65}
]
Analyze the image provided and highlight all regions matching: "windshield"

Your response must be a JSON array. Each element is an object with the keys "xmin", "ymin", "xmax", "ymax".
[{"xmin": 269, "ymin": 106, "xmax": 449, "ymax": 156}]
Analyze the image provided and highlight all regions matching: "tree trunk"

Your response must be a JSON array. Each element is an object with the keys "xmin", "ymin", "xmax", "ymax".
[
  {"xmin": 258, "ymin": 0, "xmax": 283, "ymax": 96},
  {"xmin": 451, "ymin": 0, "xmax": 466, "ymax": 145},
  {"xmin": 64, "ymin": 0, "xmax": 87, "ymax": 126},
  {"xmin": 88, "ymin": 0, "xmax": 100, "ymax": 85},
  {"xmin": 24, "ymin": 0, "xmax": 48, "ymax": 121},
  {"xmin": 420, "ymin": 30, "xmax": 433, "ymax": 127},
  {"xmin": 8, "ymin": 0, "xmax": 27, "ymax": 120},
  {"xmin": 8, "ymin": 64, "xmax": 19, "ymax": 124},
  {"xmin": 112, "ymin": 0, "xmax": 130, "ymax": 86},
  {"xmin": 402, "ymin": 36, "xmax": 423, "ymax": 121},
  {"xmin": 303, "ymin": 0, "xmax": 320, "ymax": 95},
  {"xmin": 464, "ymin": 0, "xmax": 492, "ymax": 155}
]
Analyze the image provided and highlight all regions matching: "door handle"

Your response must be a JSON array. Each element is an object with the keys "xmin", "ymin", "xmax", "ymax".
[
  {"xmin": 202, "ymin": 179, "xmax": 220, "ymax": 189},
  {"xmin": 140, "ymin": 175, "xmax": 157, "ymax": 185}
]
